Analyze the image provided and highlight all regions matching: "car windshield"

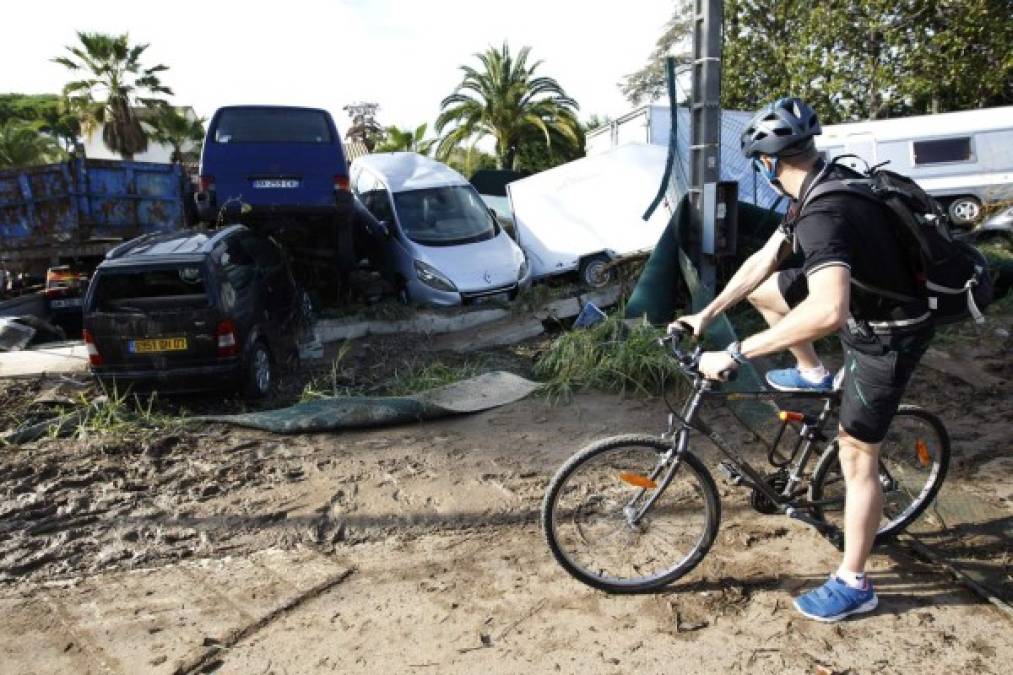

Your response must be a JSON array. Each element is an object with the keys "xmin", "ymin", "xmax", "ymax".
[
  {"xmin": 214, "ymin": 109, "xmax": 333, "ymax": 144},
  {"xmin": 393, "ymin": 186, "xmax": 495, "ymax": 246},
  {"xmin": 91, "ymin": 267, "xmax": 209, "ymax": 310}
]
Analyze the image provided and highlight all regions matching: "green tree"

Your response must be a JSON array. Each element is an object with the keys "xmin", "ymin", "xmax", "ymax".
[
  {"xmin": 720, "ymin": 0, "xmax": 1012, "ymax": 123},
  {"xmin": 145, "ymin": 106, "xmax": 205, "ymax": 163},
  {"xmin": 442, "ymin": 147, "xmax": 497, "ymax": 177},
  {"xmin": 0, "ymin": 93, "xmax": 81, "ymax": 153},
  {"xmin": 619, "ymin": 0, "xmax": 694, "ymax": 106},
  {"xmin": 436, "ymin": 43, "xmax": 581, "ymax": 170},
  {"xmin": 343, "ymin": 101, "xmax": 385, "ymax": 151},
  {"xmin": 374, "ymin": 122, "xmax": 434, "ymax": 155},
  {"xmin": 53, "ymin": 32, "xmax": 173, "ymax": 160},
  {"xmin": 0, "ymin": 120, "xmax": 63, "ymax": 169}
]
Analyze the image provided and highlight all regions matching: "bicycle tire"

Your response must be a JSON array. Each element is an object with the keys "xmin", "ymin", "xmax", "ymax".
[
  {"xmin": 809, "ymin": 405, "xmax": 950, "ymax": 543},
  {"xmin": 541, "ymin": 434, "xmax": 720, "ymax": 593}
]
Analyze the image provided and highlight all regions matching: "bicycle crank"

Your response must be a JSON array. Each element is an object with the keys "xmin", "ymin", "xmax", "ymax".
[{"xmin": 750, "ymin": 469, "xmax": 789, "ymax": 515}]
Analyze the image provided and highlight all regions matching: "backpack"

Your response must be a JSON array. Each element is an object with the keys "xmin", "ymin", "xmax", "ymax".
[{"xmin": 799, "ymin": 157, "xmax": 993, "ymax": 326}]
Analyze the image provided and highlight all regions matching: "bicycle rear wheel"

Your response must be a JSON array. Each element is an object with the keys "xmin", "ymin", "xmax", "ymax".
[
  {"xmin": 541, "ymin": 434, "xmax": 720, "ymax": 593},
  {"xmin": 809, "ymin": 405, "xmax": 949, "ymax": 542}
]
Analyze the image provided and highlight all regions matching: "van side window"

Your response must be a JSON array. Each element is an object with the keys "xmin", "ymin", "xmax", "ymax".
[
  {"xmin": 356, "ymin": 171, "xmax": 395, "ymax": 223},
  {"xmin": 912, "ymin": 137, "xmax": 972, "ymax": 165}
]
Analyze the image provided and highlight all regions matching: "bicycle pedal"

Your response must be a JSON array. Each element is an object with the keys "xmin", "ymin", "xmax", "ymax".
[{"xmin": 717, "ymin": 461, "xmax": 744, "ymax": 485}]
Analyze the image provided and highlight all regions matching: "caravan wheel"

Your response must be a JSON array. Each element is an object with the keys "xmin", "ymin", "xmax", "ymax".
[{"xmin": 948, "ymin": 197, "xmax": 982, "ymax": 227}]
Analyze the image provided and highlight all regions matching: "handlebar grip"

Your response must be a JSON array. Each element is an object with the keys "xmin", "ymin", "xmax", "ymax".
[{"xmin": 720, "ymin": 369, "xmax": 739, "ymax": 382}]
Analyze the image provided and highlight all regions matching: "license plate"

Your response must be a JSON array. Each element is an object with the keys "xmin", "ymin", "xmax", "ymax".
[
  {"xmin": 50, "ymin": 297, "xmax": 82, "ymax": 309},
  {"xmin": 129, "ymin": 337, "xmax": 188, "ymax": 354},
  {"xmin": 252, "ymin": 178, "xmax": 300, "ymax": 189}
]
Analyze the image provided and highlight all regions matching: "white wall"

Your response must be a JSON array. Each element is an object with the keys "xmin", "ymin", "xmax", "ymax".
[{"xmin": 82, "ymin": 107, "xmax": 201, "ymax": 163}]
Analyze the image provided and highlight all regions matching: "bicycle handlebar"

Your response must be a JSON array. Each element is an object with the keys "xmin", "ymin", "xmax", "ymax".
[{"xmin": 659, "ymin": 327, "xmax": 738, "ymax": 383}]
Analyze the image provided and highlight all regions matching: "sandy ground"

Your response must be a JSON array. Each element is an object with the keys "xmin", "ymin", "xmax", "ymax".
[{"xmin": 1, "ymin": 351, "xmax": 1011, "ymax": 675}]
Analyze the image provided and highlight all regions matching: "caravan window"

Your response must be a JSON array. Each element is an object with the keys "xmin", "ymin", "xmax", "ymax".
[{"xmin": 912, "ymin": 137, "xmax": 972, "ymax": 165}]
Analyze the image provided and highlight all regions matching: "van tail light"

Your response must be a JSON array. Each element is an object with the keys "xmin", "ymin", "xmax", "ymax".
[
  {"xmin": 334, "ymin": 175, "xmax": 350, "ymax": 192},
  {"xmin": 82, "ymin": 329, "xmax": 103, "ymax": 366},
  {"xmin": 216, "ymin": 320, "xmax": 238, "ymax": 358},
  {"xmin": 199, "ymin": 175, "xmax": 215, "ymax": 192}
]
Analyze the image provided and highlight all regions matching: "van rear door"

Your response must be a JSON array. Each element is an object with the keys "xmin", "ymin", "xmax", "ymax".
[
  {"xmin": 203, "ymin": 107, "xmax": 346, "ymax": 211},
  {"xmin": 85, "ymin": 264, "xmax": 221, "ymax": 369}
]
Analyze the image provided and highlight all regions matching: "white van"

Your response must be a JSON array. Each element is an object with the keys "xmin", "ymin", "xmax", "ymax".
[
  {"xmin": 350, "ymin": 153, "xmax": 530, "ymax": 307},
  {"xmin": 816, "ymin": 106, "xmax": 1013, "ymax": 225}
]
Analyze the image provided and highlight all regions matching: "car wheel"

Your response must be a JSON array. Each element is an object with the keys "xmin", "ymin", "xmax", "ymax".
[
  {"xmin": 244, "ymin": 340, "xmax": 273, "ymax": 399},
  {"xmin": 579, "ymin": 254, "xmax": 614, "ymax": 289},
  {"xmin": 948, "ymin": 196, "xmax": 982, "ymax": 227},
  {"xmin": 396, "ymin": 279, "xmax": 411, "ymax": 305}
]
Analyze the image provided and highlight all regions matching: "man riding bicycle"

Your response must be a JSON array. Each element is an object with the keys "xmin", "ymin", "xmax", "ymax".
[{"xmin": 672, "ymin": 97, "xmax": 935, "ymax": 622}]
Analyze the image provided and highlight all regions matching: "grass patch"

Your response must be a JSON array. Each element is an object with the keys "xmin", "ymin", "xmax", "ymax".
[
  {"xmin": 384, "ymin": 360, "xmax": 483, "ymax": 397},
  {"xmin": 534, "ymin": 311, "xmax": 688, "ymax": 401},
  {"xmin": 66, "ymin": 386, "xmax": 182, "ymax": 440}
]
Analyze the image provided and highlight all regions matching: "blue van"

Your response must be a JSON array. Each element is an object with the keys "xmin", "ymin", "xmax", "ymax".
[{"xmin": 196, "ymin": 105, "xmax": 352, "ymax": 223}]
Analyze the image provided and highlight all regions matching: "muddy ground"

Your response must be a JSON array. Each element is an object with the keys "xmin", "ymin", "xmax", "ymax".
[{"xmin": 0, "ymin": 317, "xmax": 1010, "ymax": 674}]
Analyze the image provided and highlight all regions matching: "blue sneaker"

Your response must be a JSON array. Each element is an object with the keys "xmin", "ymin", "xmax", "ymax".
[
  {"xmin": 794, "ymin": 576, "xmax": 878, "ymax": 622},
  {"xmin": 766, "ymin": 367, "xmax": 834, "ymax": 392}
]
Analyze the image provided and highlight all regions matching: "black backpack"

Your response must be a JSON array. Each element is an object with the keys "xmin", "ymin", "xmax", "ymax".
[{"xmin": 799, "ymin": 157, "xmax": 993, "ymax": 326}]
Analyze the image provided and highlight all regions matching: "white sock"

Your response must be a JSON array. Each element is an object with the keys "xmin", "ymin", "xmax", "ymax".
[
  {"xmin": 836, "ymin": 566, "xmax": 867, "ymax": 590},
  {"xmin": 799, "ymin": 364, "xmax": 829, "ymax": 384}
]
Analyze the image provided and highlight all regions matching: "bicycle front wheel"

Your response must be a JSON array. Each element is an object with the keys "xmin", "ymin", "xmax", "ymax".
[
  {"xmin": 541, "ymin": 434, "xmax": 720, "ymax": 593},
  {"xmin": 809, "ymin": 405, "xmax": 950, "ymax": 542}
]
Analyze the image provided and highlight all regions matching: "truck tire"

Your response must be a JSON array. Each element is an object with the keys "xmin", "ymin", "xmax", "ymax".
[
  {"xmin": 579, "ymin": 254, "xmax": 614, "ymax": 289},
  {"xmin": 947, "ymin": 196, "xmax": 982, "ymax": 227}
]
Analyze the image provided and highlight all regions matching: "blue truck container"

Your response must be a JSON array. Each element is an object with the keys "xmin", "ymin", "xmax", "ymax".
[{"xmin": 0, "ymin": 158, "xmax": 187, "ymax": 271}]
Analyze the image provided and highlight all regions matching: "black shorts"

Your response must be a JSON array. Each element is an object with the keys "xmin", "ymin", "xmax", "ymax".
[{"xmin": 775, "ymin": 268, "xmax": 934, "ymax": 444}]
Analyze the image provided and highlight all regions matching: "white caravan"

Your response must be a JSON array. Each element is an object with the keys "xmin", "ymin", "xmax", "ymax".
[
  {"xmin": 507, "ymin": 143, "xmax": 673, "ymax": 284},
  {"xmin": 815, "ymin": 106, "xmax": 1013, "ymax": 226},
  {"xmin": 589, "ymin": 103, "xmax": 1013, "ymax": 226}
]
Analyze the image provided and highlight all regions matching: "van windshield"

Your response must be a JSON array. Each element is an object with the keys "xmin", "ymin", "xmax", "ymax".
[
  {"xmin": 91, "ymin": 267, "xmax": 209, "ymax": 311},
  {"xmin": 214, "ymin": 109, "xmax": 333, "ymax": 144},
  {"xmin": 393, "ymin": 186, "xmax": 496, "ymax": 246}
]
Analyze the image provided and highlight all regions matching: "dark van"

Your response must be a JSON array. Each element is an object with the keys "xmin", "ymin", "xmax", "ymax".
[
  {"xmin": 196, "ymin": 105, "xmax": 352, "ymax": 221},
  {"xmin": 83, "ymin": 226, "xmax": 302, "ymax": 397}
]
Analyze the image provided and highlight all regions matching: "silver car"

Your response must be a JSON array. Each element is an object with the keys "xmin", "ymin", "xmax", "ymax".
[{"xmin": 350, "ymin": 153, "xmax": 531, "ymax": 306}]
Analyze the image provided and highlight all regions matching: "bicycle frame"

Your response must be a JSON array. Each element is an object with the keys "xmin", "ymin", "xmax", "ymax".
[{"xmin": 635, "ymin": 334, "xmax": 851, "ymax": 547}]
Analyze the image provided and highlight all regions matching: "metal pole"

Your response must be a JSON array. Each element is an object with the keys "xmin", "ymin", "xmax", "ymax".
[{"xmin": 689, "ymin": 0, "xmax": 723, "ymax": 294}]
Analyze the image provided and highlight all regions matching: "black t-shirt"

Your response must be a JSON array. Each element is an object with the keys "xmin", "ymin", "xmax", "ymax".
[{"xmin": 780, "ymin": 163, "xmax": 921, "ymax": 322}]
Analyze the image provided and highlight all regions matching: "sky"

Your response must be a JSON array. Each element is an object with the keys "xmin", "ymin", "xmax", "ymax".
[{"xmin": 3, "ymin": 0, "xmax": 673, "ymax": 138}]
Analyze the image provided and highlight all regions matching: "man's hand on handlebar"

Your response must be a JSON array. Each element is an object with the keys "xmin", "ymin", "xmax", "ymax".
[
  {"xmin": 668, "ymin": 313, "xmax": 708, "ymax": 338},
  {"xmin": 698, "ymin": 350, "xmax": 739, "ymax": 382}
]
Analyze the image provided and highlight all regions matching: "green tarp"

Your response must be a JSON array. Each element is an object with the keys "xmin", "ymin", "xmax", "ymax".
[{"xmin": 196, "ymin": 371, "xmax": 541, "ymax": 434}]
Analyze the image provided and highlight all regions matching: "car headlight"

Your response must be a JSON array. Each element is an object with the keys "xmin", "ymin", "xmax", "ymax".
[
  {"xmin": 414, "ymin": 260, "xmax": 456, "ymax": 292},
  {"xmin": 518, "ymin": 258, "xmax": 529, "ymax": 280}
]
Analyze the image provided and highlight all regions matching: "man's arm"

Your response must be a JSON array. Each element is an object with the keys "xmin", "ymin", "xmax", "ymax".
[
  {"xmin": 697, "ymin": 265, "xmax": 850, "ymax": 380},
  {"xmin": 739, "ymin": 265, "xmax": 850, "ymax": 359},
  {"xmin": 672, "ymin": 229, "xmax": 790, "ymax": 335}
]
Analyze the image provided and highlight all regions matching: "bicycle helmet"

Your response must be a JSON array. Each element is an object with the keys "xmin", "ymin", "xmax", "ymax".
[{"xmin": 740, "ymin": 97, "xmax": 822, "ymax": 159}]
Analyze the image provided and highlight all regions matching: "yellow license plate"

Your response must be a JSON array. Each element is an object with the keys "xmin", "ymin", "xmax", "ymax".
[{"xmin": 130, "ymin": 337, "xmax": 188, "ymax": 353}]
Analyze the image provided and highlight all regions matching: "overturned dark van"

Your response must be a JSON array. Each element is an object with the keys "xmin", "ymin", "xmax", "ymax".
[{"xmin": 83, "ymin": 226, "xmax": 302, "ymax": 398}]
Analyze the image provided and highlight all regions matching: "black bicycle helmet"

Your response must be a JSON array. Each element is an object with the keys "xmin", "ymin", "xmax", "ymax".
[{"xmin": 740, "ymin": 97, "xmax": 822, "ymax": 159}]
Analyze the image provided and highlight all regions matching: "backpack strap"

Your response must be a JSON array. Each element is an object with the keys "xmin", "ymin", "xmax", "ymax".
[{"xmin": 796, "ymin": 175, "xmax": 928, "ymax": 314}]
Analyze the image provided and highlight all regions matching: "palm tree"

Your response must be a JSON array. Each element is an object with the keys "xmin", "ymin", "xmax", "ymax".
[
  {"xmin": 436, "ymin": 43, "xmax": 581, "ymax": 170},
  {"xmin": 374, "ymin": 123, "xmax": 435, "ymax": 155},
  {"xmin": 0, "ymin": 120, "xmax": 62, "ymax": 169},
  {"xmin": 146, "ymin": 107, "xmax": 205, "ymax": 163},
  {"xmin": 53, "ymin": 32, "xmax": 173, "ymax": 160}
]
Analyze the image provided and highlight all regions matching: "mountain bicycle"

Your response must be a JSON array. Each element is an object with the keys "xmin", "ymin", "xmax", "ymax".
[{"xmin": 541, "ymin": 323, "xmax": 950, "ymax": 593}]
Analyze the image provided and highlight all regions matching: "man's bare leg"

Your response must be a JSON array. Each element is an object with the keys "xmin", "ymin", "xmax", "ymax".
[
  {"xmin": 837, "ymin": 431, "xmax": 884, "ymax": 574},
  {"xmin": 747, "ymin": 273, "xmax": 821, "ymax": 370}
]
